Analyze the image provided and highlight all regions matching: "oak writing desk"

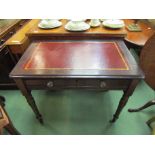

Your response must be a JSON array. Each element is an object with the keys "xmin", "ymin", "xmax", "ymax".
[{"xmin": 10, "ymin": 40, "xmax": 144, "ymax": 123}]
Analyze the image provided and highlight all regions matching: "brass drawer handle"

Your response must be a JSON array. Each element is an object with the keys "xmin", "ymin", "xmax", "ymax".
[
  {"xmin": 47, "ymin": 81, "xmax": 54, "ymax": 88},
  {"xmin": 100, "ymin": 81, "xmax": 106, "ymax": 88}
]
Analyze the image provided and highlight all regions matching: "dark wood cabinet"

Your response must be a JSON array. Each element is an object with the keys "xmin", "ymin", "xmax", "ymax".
[
  {"xmin": 0, "ymin": 19, "xmax": 29, "ymax": 89},
  {"xmin": 0, "ymin": 46, "xmax": 16, "ymax": 88}
]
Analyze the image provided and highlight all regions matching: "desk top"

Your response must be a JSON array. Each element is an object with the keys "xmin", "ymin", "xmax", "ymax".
[
  {"xmin": 10, "ymin": 40, "xmax": 143, "ymax": 79},
  {"xmin": 24, "ymin": 42, "xmax": 129, "ymax": 70}
]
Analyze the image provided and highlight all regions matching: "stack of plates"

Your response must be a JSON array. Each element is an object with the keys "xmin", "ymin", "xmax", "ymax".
[
  {"xmin": 65, "ymin": 20, "xmax": 90, "ymax": 31},
  {"xmin": 38, "ymin": 19, "xmax": 62, "ymax": 29},
  {"xmin": 102, "ymin": 19, "xmax": 125, "ymax": 29}
]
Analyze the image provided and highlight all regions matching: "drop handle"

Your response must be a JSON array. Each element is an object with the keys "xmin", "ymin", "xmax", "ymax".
[
  {"xmin": 100, "ymin": 81, "xmax": 106, "ymax": 88},
  {"xmin": 47, "ymin": 81, "xmax": 54, "ymax": 88}
]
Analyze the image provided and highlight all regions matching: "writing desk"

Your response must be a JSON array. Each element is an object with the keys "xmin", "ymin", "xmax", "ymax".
[{"xmin": 10, "ymin": 40, "xmax": 144, "ymax": 123}]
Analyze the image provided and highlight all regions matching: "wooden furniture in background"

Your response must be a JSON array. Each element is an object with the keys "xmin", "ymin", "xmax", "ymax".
[
  {"xmin": 0, "ymin": 96, "xmax": 20, "ymax": 135},
  {"xmin": 5, "ymin": 19, "xmax": 127, "ymax": 56},
  {"xmin": 5, "ymin": 20, "xmax": 38, "ymax": 56},
  {"xmin": 0, "ymin": 19, "xmax": 29, "ymax": 89},
  {"xmin": 124, "ymin": 19, "xmax": 154, "ymax": 47},
  {"xmin": 128, "ymin": 33, "xmax": 155, "ymax": 128},
  {"xmin": 10, "ymin": 40, "xmax": 144, "ymax": 123},
  {"xmin": 0, "ymin": 46, "xmax": 15, "ymax": 89},
  {"xmin": 26, "ymin": 19, "xmax": 127, "ymax": 39},
  {"xmin": 0, "ymin": 19, "xmax": 29, "ymax": 51},
  {"xmin": 5, "ymin": 19, "xmax": 155, "ymax": 56}
]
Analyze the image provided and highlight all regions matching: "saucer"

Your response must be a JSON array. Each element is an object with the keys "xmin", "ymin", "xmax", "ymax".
[
  {"xmin": 65, "ymin": 21, "xmax": 90, "ymax": 31},
  {"xmin": 38, "ymin": 20, "xmax": 62, "ymax": 29},
  {"xmin": 102, "ymin": 19, "xmax": 125, "ymax": 29}
]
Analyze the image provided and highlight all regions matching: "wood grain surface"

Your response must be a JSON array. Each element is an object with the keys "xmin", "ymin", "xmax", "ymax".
[
  {"xmin": 6, "ymin": 19, "xmax": 154, "ymax": 54},
  {"xmin": 26, "ymin": 19, "xmax": 127, "ymax": 38},
  {"xmin": 124, "ymin": 19, "xmax": 154, "ymax": 46}
]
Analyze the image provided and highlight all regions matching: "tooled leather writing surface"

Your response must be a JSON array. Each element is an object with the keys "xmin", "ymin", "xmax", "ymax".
[{"xmin": 24, "ymin": 42, "xmax": 129, "ymax": 71}]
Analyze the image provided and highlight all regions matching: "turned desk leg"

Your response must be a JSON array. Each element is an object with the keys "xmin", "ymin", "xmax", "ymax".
[
  {"xmin": 14, "ymin": 79, "xmax": 43, "ymax": 124},
  {"xmin": 110, "ymin": 80, "xmax": 139, "ymax": 123}
]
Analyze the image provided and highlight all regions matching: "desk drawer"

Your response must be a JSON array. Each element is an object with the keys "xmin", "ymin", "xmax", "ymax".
[
  {"xmin": 26, "ymin": 79, "xmax": 130, "ymax": 90},
  {"xmin": 26, "ymin": 79, "xmax": 76, "ymax": 89}
]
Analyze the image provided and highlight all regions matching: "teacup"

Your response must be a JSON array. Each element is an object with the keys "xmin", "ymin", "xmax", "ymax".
[{"xmin": 89, "ymin": 19, "xmax": 100, "ymax": 27}]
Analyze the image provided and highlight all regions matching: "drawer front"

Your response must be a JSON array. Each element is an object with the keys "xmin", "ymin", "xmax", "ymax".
[
  {"xmin": 26, "ymin": 79, "xmax": 130, "ymax": 90},
  {"xmin": 26, "ymin": 79, "xmax": 76, "ymax": 89}
]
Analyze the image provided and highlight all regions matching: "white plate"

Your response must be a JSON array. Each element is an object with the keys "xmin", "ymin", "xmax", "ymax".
[
  {"xmin": 65, "ymin": 21, "xmax": 90, "ymax": 31},
  {"xmin": 102, "ymin": 19, "xmax": 125, "ymax": 29},
  {"xmin": 38, "ymin": 21, "xmax": 62, "ymax": 29}
]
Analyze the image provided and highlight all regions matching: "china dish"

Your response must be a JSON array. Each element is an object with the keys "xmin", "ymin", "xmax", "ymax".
[
  {"xmin": 65, "ymin": 21, "xmax": 90, "ymax": 31},
  {"xmin": 89, "ymin": 19, "xmax": 101, "ymax": 27},
  {"xmin": 38, "ymin": 19, "xmax": 62, "ymax": 29},
  {"xmin": 102, "ymin": 19, "xmax": 125, "ymax": 29}
]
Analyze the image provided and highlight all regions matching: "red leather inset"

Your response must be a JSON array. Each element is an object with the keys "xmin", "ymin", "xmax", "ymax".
[{"xmin": 24, "ymin": 42, "xmax": 129, "ymax": 70}]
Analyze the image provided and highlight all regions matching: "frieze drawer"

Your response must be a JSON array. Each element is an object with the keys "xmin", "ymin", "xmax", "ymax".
[{"xmin": 26, "ymin": 79, "xmax": 131, "ymax": 90}]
